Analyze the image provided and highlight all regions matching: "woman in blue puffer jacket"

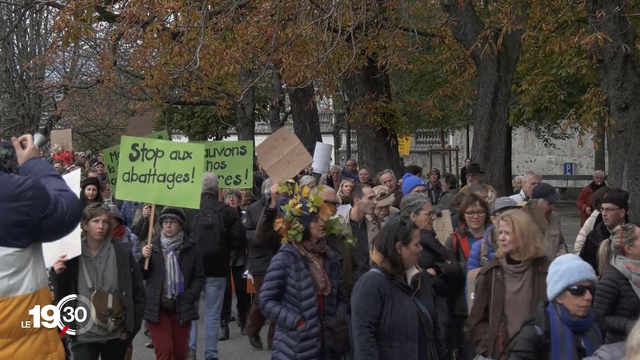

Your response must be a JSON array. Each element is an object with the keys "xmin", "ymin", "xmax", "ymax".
[{"xmin": 260, "ymin": 191, "xmax": 348, "ymax": 360}]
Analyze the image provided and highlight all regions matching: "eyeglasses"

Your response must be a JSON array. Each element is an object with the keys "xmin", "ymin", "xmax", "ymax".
[
  {"xmin": 600, "ymin": 207, "xmax": 621, "ymax": 214},
  {"xmin": 566, "ymin": 284, "xmax": 596, "ymax": 297},
  {"xmin": 465, "ymin": 211, "xmax": 487, "ymax": 218},
  {"xmin": 324, "ymin": 200, "xmax": 340, "ymax": 207},
  {"xmin": 162, "ymin": 219, "xmax": 179, "ymax": 225}
]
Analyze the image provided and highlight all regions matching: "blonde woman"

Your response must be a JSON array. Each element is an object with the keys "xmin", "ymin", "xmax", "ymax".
[{"xmin": 467, "ymin": 210, "xmax": 551, "ymax": 359}]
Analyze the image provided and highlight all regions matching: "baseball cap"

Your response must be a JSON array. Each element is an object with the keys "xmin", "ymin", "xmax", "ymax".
[
  {"xmin": 491, "ymin": 197, "xmax": 521, "ymax": 215},
  {"xmin": 531, "ymin": 182, "xmax": 560, "ymax": 203}
]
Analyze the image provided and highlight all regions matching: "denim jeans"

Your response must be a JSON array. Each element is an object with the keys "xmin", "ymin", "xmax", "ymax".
[{"xmin": 189, "ymin": 277, "xmax": 226, "ymax": 358}]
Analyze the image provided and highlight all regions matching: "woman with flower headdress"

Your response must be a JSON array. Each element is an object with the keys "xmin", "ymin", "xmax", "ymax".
[{"xmin": 259, "ymin": 186, "xmax": 349, "ymax": 360}]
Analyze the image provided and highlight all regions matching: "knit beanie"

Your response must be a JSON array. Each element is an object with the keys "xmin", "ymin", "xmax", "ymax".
[
  {"xmin": 299, "ymin": 175, "xmax": 316, "ymax": 188},
  {"xmin": 159, "ymin": 206, "xmax": 186, "ymax": 227},
  {"xmin": 601, "ymin": 188, "xmax": 630, "ymax": 211},
  {"xmin": 401, "ymin": 173, "xmax": 427, "ymax": 196},
  {"xmin": 546, "ymin": 254, "xmax": 597, "ymax": 301}
]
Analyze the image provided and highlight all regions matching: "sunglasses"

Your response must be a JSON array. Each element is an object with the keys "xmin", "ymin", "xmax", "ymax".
[{"xmin": 566, "ymin": 284, "xmax": 596, "ymax": 297}]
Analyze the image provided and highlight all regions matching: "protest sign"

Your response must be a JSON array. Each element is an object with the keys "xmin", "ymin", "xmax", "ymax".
[
  {"xmin": 103, "ymin": 130, "xmax": 170, "ymax": 194},
  {"xmin": 256, "ymin": 127, "xmax": 312, "ymax": 182},
  {"xmin": 51, "ymin": 129, "xmax": 73, "ymax": 151},
  {"xmin": 202, "ymin": 141, "xmax": 253, "ymax": 188},
  {"xmin": 433, "ymin": 209, "xmax": 454, "ymax": 245},
  {"xmin": 398, "ymin": 135, "xmax": 412, "ymax": 156},
  {"xmin": 42, "ymin": 169, "xmax": 82, "ymax": 267},
  {"xmin": 116, "ymin": 136, "xmax": 204, "ymax": 209},
  {"xmin": 312, "ymin": 142, "xmax": 333, "ymax": 175}
]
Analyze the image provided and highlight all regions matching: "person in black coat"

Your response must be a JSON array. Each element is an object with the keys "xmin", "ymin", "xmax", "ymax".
[
  {"xmin": 580, "ymin": 189, "xmax": 629, "ymax": 274},
  {"xmin": 141, "ymin": 206, "xmax": 205, "ymax": 360},
  {"xmin": 245, "ymin": 178, "xmax": 280, "ymax": 349},
  {"xmin": 594, "ymin": 223, "xmax": 640, "ymax": 343},
  {"xmin": 399, "ymin": 192, "xmax": 463, "ymax": 356},
  {"xmin": 508, "ymin": 254, "xmax": 603, "ymax": 360},
  {"xmin": 352, "ymin": 219, "xmax": 447, "ymax": 360}
]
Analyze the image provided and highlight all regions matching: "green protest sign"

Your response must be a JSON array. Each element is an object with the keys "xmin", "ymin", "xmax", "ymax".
[
  {"xmin": 201, "ymin": 141, "xmax": 254, "ymax": 189},
  {"xmin": 115, "ymin": 136, "xmax": 204, "ymax": 209},
  {"xmin": 103, "ymin": 130, "xmax": 170, "ymax": 193}
]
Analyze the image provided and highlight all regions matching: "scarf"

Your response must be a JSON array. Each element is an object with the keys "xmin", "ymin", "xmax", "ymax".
[
  {"xmin": 499, "ymin": 257, "xmax": 535, "ymax": 337},
  {"xmin": 610, "ymin": 255, "xmax": 640, "ymax": 299},
  {"xmin": 113, "ymin": 224, "xmax": 126, "ymax": 240},
  {"xmin": 160, "ymin": 231, "xmax": 185, "ymax": 299},
  {"xmin": 589, "ymin": 181, "xmax": 606, "ymax": 193},
  {"xmin": 292, "ymin": 239, "xmax": 331, "ymax": 296},
  {"xmin": 548, "ymin": 302, "xmax": 602, "ymax": 360}
]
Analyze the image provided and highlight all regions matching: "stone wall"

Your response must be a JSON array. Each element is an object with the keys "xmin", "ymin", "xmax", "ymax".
[{"xmin": 449, "ymin": 126, "xmax": 607, "ymax": 191}]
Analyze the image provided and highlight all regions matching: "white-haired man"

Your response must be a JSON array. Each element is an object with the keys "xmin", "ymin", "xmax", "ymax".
[
  {"xmin": 185, "ymin": 172, "xmax": 247, "ymax": 360},
  {"xmin": 510, "ymin": 171, "xmax": 542, "ymax": 203}
]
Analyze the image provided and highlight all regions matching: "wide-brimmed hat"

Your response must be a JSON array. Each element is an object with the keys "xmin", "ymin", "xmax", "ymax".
[
  {"xmin": 373, "ymin": 185, "xmax": 396, "ymax": 207},
  {"xmin": 466, "ymin": 163, "xmax": 484, "ymax": 175}
]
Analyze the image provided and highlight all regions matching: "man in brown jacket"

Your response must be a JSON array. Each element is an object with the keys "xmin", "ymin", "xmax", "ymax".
[{"xmin": 522, "ymin": 182, "xmax": 568, "ymax": 259}]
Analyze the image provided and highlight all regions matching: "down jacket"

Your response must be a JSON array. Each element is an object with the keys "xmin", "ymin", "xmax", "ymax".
[
  {"xmin": 0, "ymin": 158, "xmax": 83, "ymax": 360},
  {"xmin": 594, "ymin": 265, "xmax": 640, "ymax": 343},
  {"xmin": 467, "ymin": 226, "xmax": 498, "ymax": 272},
  {"xmin": 260, "ymin": 242, "xmax": 348, "ymax": 360},
  {"xmin": 507, "ymin": 301, "xmax": 607, "ymax": 360}
]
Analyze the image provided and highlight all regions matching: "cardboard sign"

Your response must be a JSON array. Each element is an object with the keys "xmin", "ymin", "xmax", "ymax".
[
  {"xmin": 51, "ymin": 129, "xmax": 73, "ymax": 151},
  {"xmin": 42, "ymin": 169, "xmax": 82, "ymax": 267},
  {"xmin": 433, "ymin": 209, "xmax": 454, "ymax": 245},
  {"xmin": 115, "ymin": 136, "xmax": 204, "ymax": 209},
  {"xmin": 256, "ymin": 127, "xmax": 312, "ymax": 182},
  {"xmin": 127, "ymin": 113, "xmax": 156, "ymax": 137},
  {"xmin": 467, "ymin": 267, "xmax": 481, "ymax": 314},
  {"xmin": 398, "ymin": 135, "xmax": 411, "ymax": 156},
  {"xmin": 103, "ymin": 130, "xmax": 170, "ymax": 194},
  {"xmin": 201, "ymin": 141, "xmax": 254, "ymax": 189},
  {"xmin": 312, "ymin": 142, "xmax": 333, "ymax": 175}
]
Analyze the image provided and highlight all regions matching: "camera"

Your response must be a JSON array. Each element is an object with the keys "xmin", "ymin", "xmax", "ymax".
[{"xmin": 0, "ymin": 141, "xmax": 17, "ymax": 173}]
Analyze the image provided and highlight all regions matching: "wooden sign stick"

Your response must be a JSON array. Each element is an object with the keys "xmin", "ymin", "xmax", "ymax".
[{"xmin": 144, "ymin": 203, "xmax": 156, "ymax": 270}]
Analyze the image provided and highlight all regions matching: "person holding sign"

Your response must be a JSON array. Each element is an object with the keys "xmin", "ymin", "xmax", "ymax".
[{"xmin": 141, "ymin": 206, "xmax": 205, "ymax": 360}]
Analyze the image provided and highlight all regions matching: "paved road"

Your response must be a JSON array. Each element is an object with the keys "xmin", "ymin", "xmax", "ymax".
[
  {"xmin": 132, "ymin": 300, "xmax": 272, "ymax": 360},
  {"xmin": 132, "ymin": 202, "xmax": 582, "ymax": 360}
]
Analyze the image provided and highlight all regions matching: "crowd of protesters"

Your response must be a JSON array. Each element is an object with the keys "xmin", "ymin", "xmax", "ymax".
[{"xmin": 11, "ymin": 140, "xmax": 640, "ymax": 360}]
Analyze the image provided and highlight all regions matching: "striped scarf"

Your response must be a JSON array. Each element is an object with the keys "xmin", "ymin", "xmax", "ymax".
[
  {"xmin": 548, "ymin": 302, "xmax": 602, "ymax": 360},
  {"xmin": 160, "ymin": 232, "xmax": 185, "ymax": 299}
]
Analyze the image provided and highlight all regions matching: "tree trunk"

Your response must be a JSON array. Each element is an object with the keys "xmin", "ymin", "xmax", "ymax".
[
  {"xmin": 289, "ymin": 84, "xmax": 322, "ymax": 155},
  {"xmin": 343, "ymin": 57, "xmax": 400, "ymax": 175},
  {"xmin": 595, "ymin": 115, "xmax": 606, "ymax": 172},
  {"xmin": 586, "ymin": 0, "xmax": 640, "ymax": 221},
  {"xmin": 442, "ymin": 1, "xmax": 526, "ymax": 195},
  {"xmin": 235, "ymin": 70, "xmax": 256, "ymax": 143},
  {"xmin": 269, "ymin": 70, "xmax": 285, "ymax": 132}
]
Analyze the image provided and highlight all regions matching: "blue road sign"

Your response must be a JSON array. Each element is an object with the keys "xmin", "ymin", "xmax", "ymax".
[{"xmin": 563, "ymin": 162, "xmax": 574, "ymax": 175}]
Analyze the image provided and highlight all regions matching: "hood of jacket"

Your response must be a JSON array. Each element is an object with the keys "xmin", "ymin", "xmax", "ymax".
[{"xmin": 521, "ymin": 201, "xmax": 550, "ymax": 232}]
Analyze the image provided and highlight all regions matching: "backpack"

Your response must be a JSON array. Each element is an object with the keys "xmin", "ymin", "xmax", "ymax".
[{"xmin": 190, "ymin": 204, "xmax": 228, "ymax": 259}]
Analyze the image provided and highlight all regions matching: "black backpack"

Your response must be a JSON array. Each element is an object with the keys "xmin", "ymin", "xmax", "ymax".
[{"xmin": 190, "ymin": 204, "xmax": 227, "ymax": 259}]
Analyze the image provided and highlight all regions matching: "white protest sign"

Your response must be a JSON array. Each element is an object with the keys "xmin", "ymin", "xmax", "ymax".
[
  {"xmin": 312, "ymin": 142, "xmax": 333, "ymax": 175},
  {"xmin": 42, "ymin": 169, "xmax": 82, "ymax": 267}
]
